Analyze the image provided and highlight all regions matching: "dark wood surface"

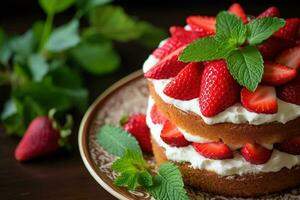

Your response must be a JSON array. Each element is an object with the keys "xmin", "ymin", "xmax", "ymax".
[{"xmin": 0, "ymin": 1, "xmax": 299, "ymax": 199}]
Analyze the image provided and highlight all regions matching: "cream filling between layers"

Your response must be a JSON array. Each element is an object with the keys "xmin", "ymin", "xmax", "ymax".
[
  {"xmin": 143, "ymin": 40, "xmax": 300, "ymax": 125},
  {"xmin": 147, "ymin": 97, "xmax": 300, "ymax": 176}
]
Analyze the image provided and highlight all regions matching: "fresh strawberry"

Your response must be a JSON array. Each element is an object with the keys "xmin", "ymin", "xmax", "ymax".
[
  {"xmin": 150, "ymin": 105, "xmax": 167, "ymax": 125},
  {"xmin": 276, "ymin": 46, "xmax": 300, "ymax": 70},
  {"xmin": 163, "ymin": 62, "xmax": 203, "ymax": 100},
  {"xmin": 262, "ymin": 61, "xmax": 297, "ymax": 85},
  {"xmin": 276, "ymin": 137, "xmax": 300, "ymax": 155},
  {"xmin": 277, "ymin": 75, "xmax": 300, "ymax": 106},
  {"xmin": 241, "ymin": 143, "xmax": 273, "ymax": 164},
  {"xmin": 228, "ymin": 3, "xmax": 248, "ymax": 23},
  {"xmin": 153, "ymin": 27, "xmax": 208, "ymax": 59},
  {"xmin": 186, "ymin": 16, "xmax": 216, "ymax": 34},
  {"xmin": 160, "ymin": 121, "xmax": 190, "ymax": 147},
  {"xmin": 199, "ymin": 60, "xmax": 240, "ymax": 117},
  {"xmin": 241, "ymin": 86, "xmax": 278, "ymax": 114},
  {"xmin": 193, "ymin": 142, "xmax": 233, "ymax": 160},
  {"xmin": 273, "ymin": 18, "xmax": 300, "ymax": 42},
  {"xmin": 258, "ymin": 37, "xmax": 293, "ymax": 59},
  {"xmin": 122, "ymin": 114, "xmax": 152, "ymax": 153},
  {"xmin": 257, "ymin": 6, "xmax": 280, "ymax": 18},
  {"xmin": 145, "ymin": 46, "xmax": 187, "ymax": 79},
  {"xmin": 15, "ymin": 115, "xmax": 66, "ymax": 161}
]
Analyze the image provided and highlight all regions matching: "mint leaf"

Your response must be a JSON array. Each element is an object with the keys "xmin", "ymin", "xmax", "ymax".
[
  {"xmin": 227, "ymin": 46, "xmax": 263, "ymax": 91},
  {"xmin": 97, "ymin": 125, "xmax": 142, "ymax": 157},
  {"xmin": 179, "ymin": 37, "xmax": 234, "ymax": 62},
  {"xmin": 112, "ymin": 149, "xmax": 150, "ymax": 190},
  {"xmin": 247, "ymin": 17, "xmax": 285, "ymax": 45},
  {"xmin": 215, "ymin": 11, "xmax": 246, "ymax": 45},
  {"xmin": 39, "ymin": 0, "xmax": 75, "ymax": 15},
  {"xmin": 147, "ymin": 163, "xmax": 189, "ymax": 200},
  {"xmin": 45, "ymin": 20, "xmax": 80, "ymax": 52},
  {"xmin": 28, "ymin": 54, "xmax": 49, "ymax": 81},
  {"xmin": 9, "ymin": 30, "xmax": 35, "ymax": 56}
]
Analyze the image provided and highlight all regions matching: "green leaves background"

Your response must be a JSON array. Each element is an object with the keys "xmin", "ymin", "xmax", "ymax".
[{"xmin": 0, "ymin": 0, "xmax": 166, "ymax": 136}]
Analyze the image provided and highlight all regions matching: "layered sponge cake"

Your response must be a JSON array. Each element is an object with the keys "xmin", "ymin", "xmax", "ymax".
[{"xmin": 143, "ymin": 4, "xmax": 300, "ymax": 197}]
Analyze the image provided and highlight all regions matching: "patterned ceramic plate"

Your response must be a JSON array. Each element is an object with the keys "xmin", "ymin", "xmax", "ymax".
[{"xmin": 78, "ymin": 70, "xmax": 300, "ymax": 200}]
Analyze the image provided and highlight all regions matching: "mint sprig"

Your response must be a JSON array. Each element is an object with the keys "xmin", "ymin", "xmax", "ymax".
[
  {"xmin": 179, "ymin": 11, "xmax": 285, "ymax": 91},
  {"xmin": 97, "ymin": 125, "xmax": 189, "ymax": 200}
]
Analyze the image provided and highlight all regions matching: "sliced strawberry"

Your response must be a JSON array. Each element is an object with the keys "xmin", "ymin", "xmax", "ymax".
[
  {"xmin": 241, "ymin": 86, "xmax": 278, "ymax": 114},
  {"xmin": 228, "ymin": 3, "xmax": 248, "ymax": 23},
  {"xmin": 277, "ymin": 75, "xmax": 300, "ymax": 106},
  {"xmin": 199, "ymin": 60, "xmax": 240, "ymax": 117},
  {"xmin": 150, "ymin": 105, "xmax": 167, "ymax": 125},
  {"xmin": 262, "ymin": 61, "xmax": 297, "ymax": 85},
  {"xmin": 145, "ymin": 46, "xmax": 187, "ymax": 79},
  {"xmin": 186, "ymin": 16, "xmax": 216, "ymax": 34},
  {"xmin": 258, "ymin": 37, "xmax": 293, "ymax": 59},
  {"xmin": 160, "ymin": 121, "xmax": 190, "ymax": 147},
  {"xmin": 241, "ymin": 143, "xmax": 273, "ymax": 165},
  {"xmin": 273, "ymin": 18, "xmax": 300, "ymax": 42},
  {"xmin": 276, "ymin": 137, "xmax": 300, "ymax": 155},
  {"xmin": 257, "ymin": 6, "xmax": 280, "ymax": 18},
  {"xmin": 163, "ymin": 62, "xmax": 203, "ymax": 100},
  {"xmin": 193, "ymin": 142, "xmax": 233, "ymax": 160},
  {"xmin": 153, "ymin": 27, "xmax": 209, "ymax": 59},
  {"xmin": 276, "ymin": 46, "xmax": 300, "ymax": 70}
]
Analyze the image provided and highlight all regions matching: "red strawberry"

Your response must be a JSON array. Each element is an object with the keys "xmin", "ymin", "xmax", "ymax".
[
  {"xmin": 186, "ymin": 16, "xmax": 216, "ymax": 34},
  {"xmin": 276, "ymin": 46, "xmax": 300, "ymax": 70},
  {"xmin": 15, "ymin": 116, "xmax": 61, "ymax": 161},
  {"xmin": 228, "ymin": 3, "xmax": 248, "ymax": 23},
  {"xmin": 273, "ymin": 18, "xmax": 300, "ymax": 42},
  {"xmin": 123, "ymin": 114, "xmax": 152, "ymax": 153},
  {"xmin": 277, "ymin": 75, "xmax": 300, "ymax": 106},
  {"xmin": 241, "ymin": 86, "xmax": 278, "ymax": 114},
  {"xmin": 163, "ymin": 62, "xmax": 204, "ymax": 100},
  {"xmin": 257, "ymin": 6, "xmax": 280, "ymax": 18},
  {"xmin": 160, "ymin": 121, "xmax": 190, "ymax": 147},
  {"xmin": 145, "ymin": 46, "xmax": 187, "ymax": 79},
  {"xmin": 258, "ymin": 37, "xmax": 293, "ymax": 59},
  {"xmin": 262, "ymin": 61, "xmax": 297, "ymax": 85},
  {"xmin": 153, "ymin": 27, "xmax": 208, "ymax": 59},
  {"xmin": 241, "ymin": 143, "xmax": 273, "ymax": 164},
  {"xmin": 276, "ymin": 137, "xmax": 300, "ymax": 155},
  {"xmin": 199, "ymin": 60, "xmax": 240, "ymax": 117},
  {"xmin": 193, "ymin": 142, "xmax": 233, "ymax": 160},
  {"xmin": 150, "ymin": 105, "xmax": 167, "ymax": 125}
]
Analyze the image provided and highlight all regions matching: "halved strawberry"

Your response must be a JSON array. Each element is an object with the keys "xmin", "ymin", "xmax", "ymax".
[
  {"xmin": 193, "ymin": 142, "xmax": 233, "ymax": 160},
  {"xmin": 163, "ymin": 62, "xmax": 203, "ymax": 100},
  {"xmin": 153, "ymin": 27, "xmax": 209, "ymax": 59},
  {"xmin": 257, "ymin": 6, "xmax": 280, "ymax": 18},
  {"xmin": 199, "ymin": 60, "xmax": 240, "ymax": 117},
  {"xmin": 277, "ymin": 75, "xmax": 300, "ymax": 106},
  {"xmin": 160, "ymin": 121, "xmax": 190, "ymax": 147},
  {"xmin": 258, "ymin": 37, "xmax": 293, "ymax": 59},
  {"xmin": 186, "ymin": 16, "xmax": 216, "ymax": 34},
  {"xmin": 228, "ymin": 3, "xmax": 248, "ymax": 23},
  {"xmin": 276, "ymin": 46, "xmax": 300, "ymax": 70},
  {"xmin": 150, "ymin": 105, "xmax": 167, "ymax": 125},
  {"xmin": 145, "ymin": 46, "xmax": 187, "ymax": 79},
  {"xmin": 276, "ymin": 137, "xmax": 300, "ymax": 155},
  {"xmin": 273, "ymin": 18, "xmax": 300, "ymax": 42},
  {"xmin": 241, "ymin": 143, "xmax": 273, "ymax": 165},
  {"xmin": 241, "ymin": 86, "xmax": 278, "ymax": 114},
  {"xmin": 262, "ymin": 61, "xmax": 297, "ymax": 85}
]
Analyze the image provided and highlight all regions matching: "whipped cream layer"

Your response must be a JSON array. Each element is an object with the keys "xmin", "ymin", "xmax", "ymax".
[
  {"xmin": 146, "ymin": 98, "xmax": 300, "ymax": 176},
  {"xmin": 143, "ymin": 43, "xmax": 300, "ymax": 125}
]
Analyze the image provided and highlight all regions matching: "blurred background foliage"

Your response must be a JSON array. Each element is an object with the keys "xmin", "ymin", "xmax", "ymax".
[{"xmin": 0, "ymin": 0, "xmax": 166, "ymax": 136}]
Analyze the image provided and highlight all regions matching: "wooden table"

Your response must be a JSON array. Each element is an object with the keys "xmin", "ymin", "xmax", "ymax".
[{"xmin": 0, "ymin": 1, "xmax": 298, "ymax": 199}]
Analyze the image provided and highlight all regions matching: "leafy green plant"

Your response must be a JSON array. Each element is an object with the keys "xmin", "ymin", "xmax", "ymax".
[{"xmin": 0, "ymin": 0, "xmax": 166, "ymax": 136}]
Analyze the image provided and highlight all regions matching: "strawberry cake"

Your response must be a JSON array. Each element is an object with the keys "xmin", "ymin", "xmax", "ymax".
[{"xmin": 143, "ymin": 4, "xmax": 300, "ymax": 197}]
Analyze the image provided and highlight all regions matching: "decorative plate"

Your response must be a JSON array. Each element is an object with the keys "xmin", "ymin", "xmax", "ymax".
[{"xmin": 78, "ymin": 70, "xmax": 300, "ymax": 200}]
